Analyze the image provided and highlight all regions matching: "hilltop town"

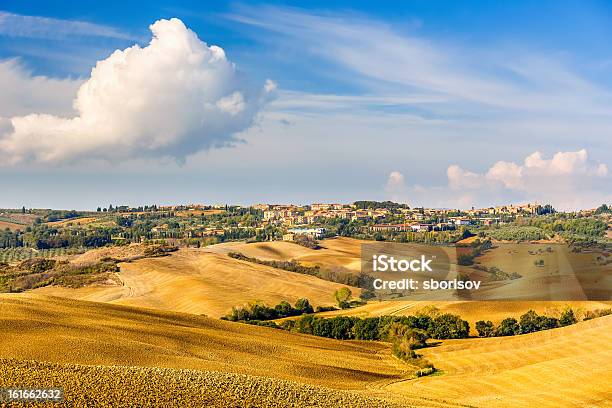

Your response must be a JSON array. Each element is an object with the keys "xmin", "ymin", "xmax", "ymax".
[{"xmin": 1, "ymin": 201, "xmax": 608, "ymax": 265}]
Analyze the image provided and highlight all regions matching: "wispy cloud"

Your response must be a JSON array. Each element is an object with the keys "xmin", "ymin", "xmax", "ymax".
[
  {"xmin": 225, "ymin": 5, "xmax": 611, "ymax": 209},
  {"xmin": 228, "ymin": 5, "xmax": 612, "ymax": 117},
  {"xmin": 0, "ymin": 11, "xmax": 134, "ymax": 41}
]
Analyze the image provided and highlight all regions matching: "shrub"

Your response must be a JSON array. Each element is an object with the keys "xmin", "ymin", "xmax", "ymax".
[
  {"xmin": 475, "ymin": 320, "xmax": 495, "ymax": 337},
  {"xmin": 359, "ymin": 288, "xmax": 376, "ymax": 300},
  {"xmin": 429, "ymin": 314, "xmax": 470, "ymax": 339},
  {"xmin": 293, "ymin": 235, "xmax": 321, "ymax": 249},
  {"xmin": 415, "ymin": 367, "xmax": 436, "ymax": 377},
  {"xmin": 519, "ymin": 310, "xmax": 540, "ymax": 334},
  {"xmin": 496, "ymin": 318, "xmax": 520, "ymax": 336},
  {"xmin": 583, "ymin": 308, "xmax": 612, "ymax": 320},
  {"xmin": 559, "ymin": 308, "xmax": 577, "ymax": 326},
  {"xmin": 294, "ymin": 314, "xmax": 316, "ymax": 335},
  {"xmin": 457, "ymin": 254, "xmax": 474, "ymax": 266},
  {"xmin": 519, "ymin": 310, "xmax": 558, "ymax": 334},
  {"xmin": 315, "ymin": 305, "xmax": 337, "ymax": 313},
  {"xmin": 294, "ymin": 298, "xmax": 314, "ymax": 314},
  {"xmin": 334, "ymin": 287, "xmax": 352, "ymax": 305}
]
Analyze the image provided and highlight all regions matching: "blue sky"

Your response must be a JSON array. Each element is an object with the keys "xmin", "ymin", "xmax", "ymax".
[{"xmin": 0, "ymin": 1, "xmax": 610, "ymax": 210}]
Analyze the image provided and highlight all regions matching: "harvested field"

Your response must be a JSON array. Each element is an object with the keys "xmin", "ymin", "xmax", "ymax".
[
  {"xmin": 0, "ymin": 294, "xmax": 407, "ymax": 390},
  {"xmin": 388, "ymin": 315, "xmax": 612, "ymax": 407},
  {"xmin": 32, "ymin": 248, "xmax": 352, "ymax": 317},
  {"xmin": 2, "ymin": 294, "xmax": 611, "ymax": 407},
  {"xmin": 208, "ymin": 237, "xmax": 365, "ymax": 272},
  {"xmin": 0, "ymin": 359, "xmax": 408, "ymax": 408},
  {"xmin": 45, "ymin": 217, "xmax": 99, "ymax": 227},
  {"xmin": 310, "ymin": 299, "xmax": 612, "ymax": 333},
  {"xmin": 0, "ymin": 220, "xmax": 26, "ymax": 232}
]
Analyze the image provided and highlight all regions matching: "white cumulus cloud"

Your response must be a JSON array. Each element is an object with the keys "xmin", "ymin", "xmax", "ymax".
[
  {"xmin": 446, "ymin": 149, "xmax": 610, "ymax": 210},
  {"xmin": 387, "ymin": 149, "xmax": 609, "ymax": 210},
  {"xmin": 0, "ymin": 59, "xmax": 81, "ymax": 117},
  {"xmin": 0, "ymin": 18, "xmax": 274, "ymax": 165}
]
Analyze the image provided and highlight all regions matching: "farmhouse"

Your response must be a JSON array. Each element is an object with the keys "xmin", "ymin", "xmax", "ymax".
[{"xmin": 287, "ymin": 228, "xmax": 326, "ymax": 239}]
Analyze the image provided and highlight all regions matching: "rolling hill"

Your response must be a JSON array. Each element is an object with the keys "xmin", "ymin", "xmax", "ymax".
[
  {"xmin": 389, "ymin": 314, "xmax": 612, "ymax": 407},
  {"xmin": 32, "ymin": 248, "xmax": 356, "ymax": 317},
  {"xmin": 0, "ymin": 293, "xmax": 451, "ymax": 407},
  {"xmin": 1, "ymin": 293, "xmax": 610, "ymax": 407}
]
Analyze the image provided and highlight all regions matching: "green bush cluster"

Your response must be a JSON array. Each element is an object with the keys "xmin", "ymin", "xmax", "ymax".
[
  {"xmin": 583, "ymin": 308, "xmax": 612, "ymax": 320},
  {"xmin": 485, "ymin": 226, "xmax": 547, "ymax": 241},
  {"xmin": 476, "ymin": 308, "xmax": 585, "ymax": 337},
  {"xmin": 0, "ymin": 258, "xmax": 119, "ymax": 292},
  {"xmin": 222, "ymin": 299, "xmax": 315, "ymax": 322},
  {"xmin": 228, "ymin": 252, "xmax": 375, "ymax": 288},
  {"xmin": 284, "ymin": 312, "xmax": 469, "ymax": 341}
]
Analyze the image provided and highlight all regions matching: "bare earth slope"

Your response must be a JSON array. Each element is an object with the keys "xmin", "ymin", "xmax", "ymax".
[
  {"xmin": 1, "ymin": 294, "xmax": 610, "ymax": 407},
  {"xmin": 0, "ymin": 293, "xmax": 405, "ymax": 389},
  {"xmin": 0, "ymin": 293, "xmax": 463, "ymax": 408},
  {"xmin": 209, "ymin": 237, "xmax": 365, "ymax": 271},
  {"xmin": 389, "ymin": 314, "xmax": 612, "ymax": 407},
  {"xmin": 32, "ymin": 249, "xmax": 351, "ymax": 317}
]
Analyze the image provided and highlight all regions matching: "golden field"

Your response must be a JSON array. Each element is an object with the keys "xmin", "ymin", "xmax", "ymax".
[
  {"xmin": 214, "ymin": 238, "xmax": 610, "ymax": 322},
  {"xmin": 30, "ymin": 238, "xmax": 610, "ymax": 322},
  {"xmin": 1, "ymin": 293, "xmax": 611, "ymax": 407},
  {"xmin": 32, "ymin": 248, "xmax": 353, "ymax": 317},
  {"xmin": 0, "ymin": 220, "xmax": 26, "ymax": 232},
  {"xmin": 3, "ymin": 237, "xmax": 611, "ymax": 406},
  {"xmin": 0, "ymin": 293, "xmax": 449, "ymax": 407},
  {"xmin": 391, "ymin": 314, "xmax": 612, "ymax": 407},
  {"xmin": 1, "ymin": 359, "xmax": 408, "ymax": 408}
]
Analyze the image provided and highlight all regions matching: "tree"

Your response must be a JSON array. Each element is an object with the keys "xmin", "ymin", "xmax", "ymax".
[
  {"xmin": 274, "ymin": 301, "xmax": 295, "ymax": 318},
  {"xmin": 330, "ymin": 316, "xmax": 355, "ymax": 339},
  {"xmin": 359, "ymin": 288, "xmax": 375, "ymax": 301},
  {"xmin": 559, "ymin": 308, "xmax": 577, "ymax": 327},
  {"xmin": 496, "ymin": 318, "xmax": 519, "ymax": 336},
  {"xmin": 353, "ymin": 318, "xmax": 381, "ymax": 340},
  {"xmin": 294, "ymin": 314, "xmax": 316, "ymax": 335},
  {"xmin": 475, "ymin": 320, "xmax": 495, "ymax": 337},
  {"xmin": 294, "ymin": 298, "xmax": 314, "ymax": 314},
  {"xmin": 519, "ymin": 310, "xmax": 540, "ymax": 334},
  {"xmin": 334, "ymin": 287, "xmax": 352, "ymax": 305},
  {"xmin": 595, "ymin": 204, "xmax": 610, "ymax": 214},
  {"xmin": 430, "ymin": 314, "xmax": 470, "ymax": 339}
]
